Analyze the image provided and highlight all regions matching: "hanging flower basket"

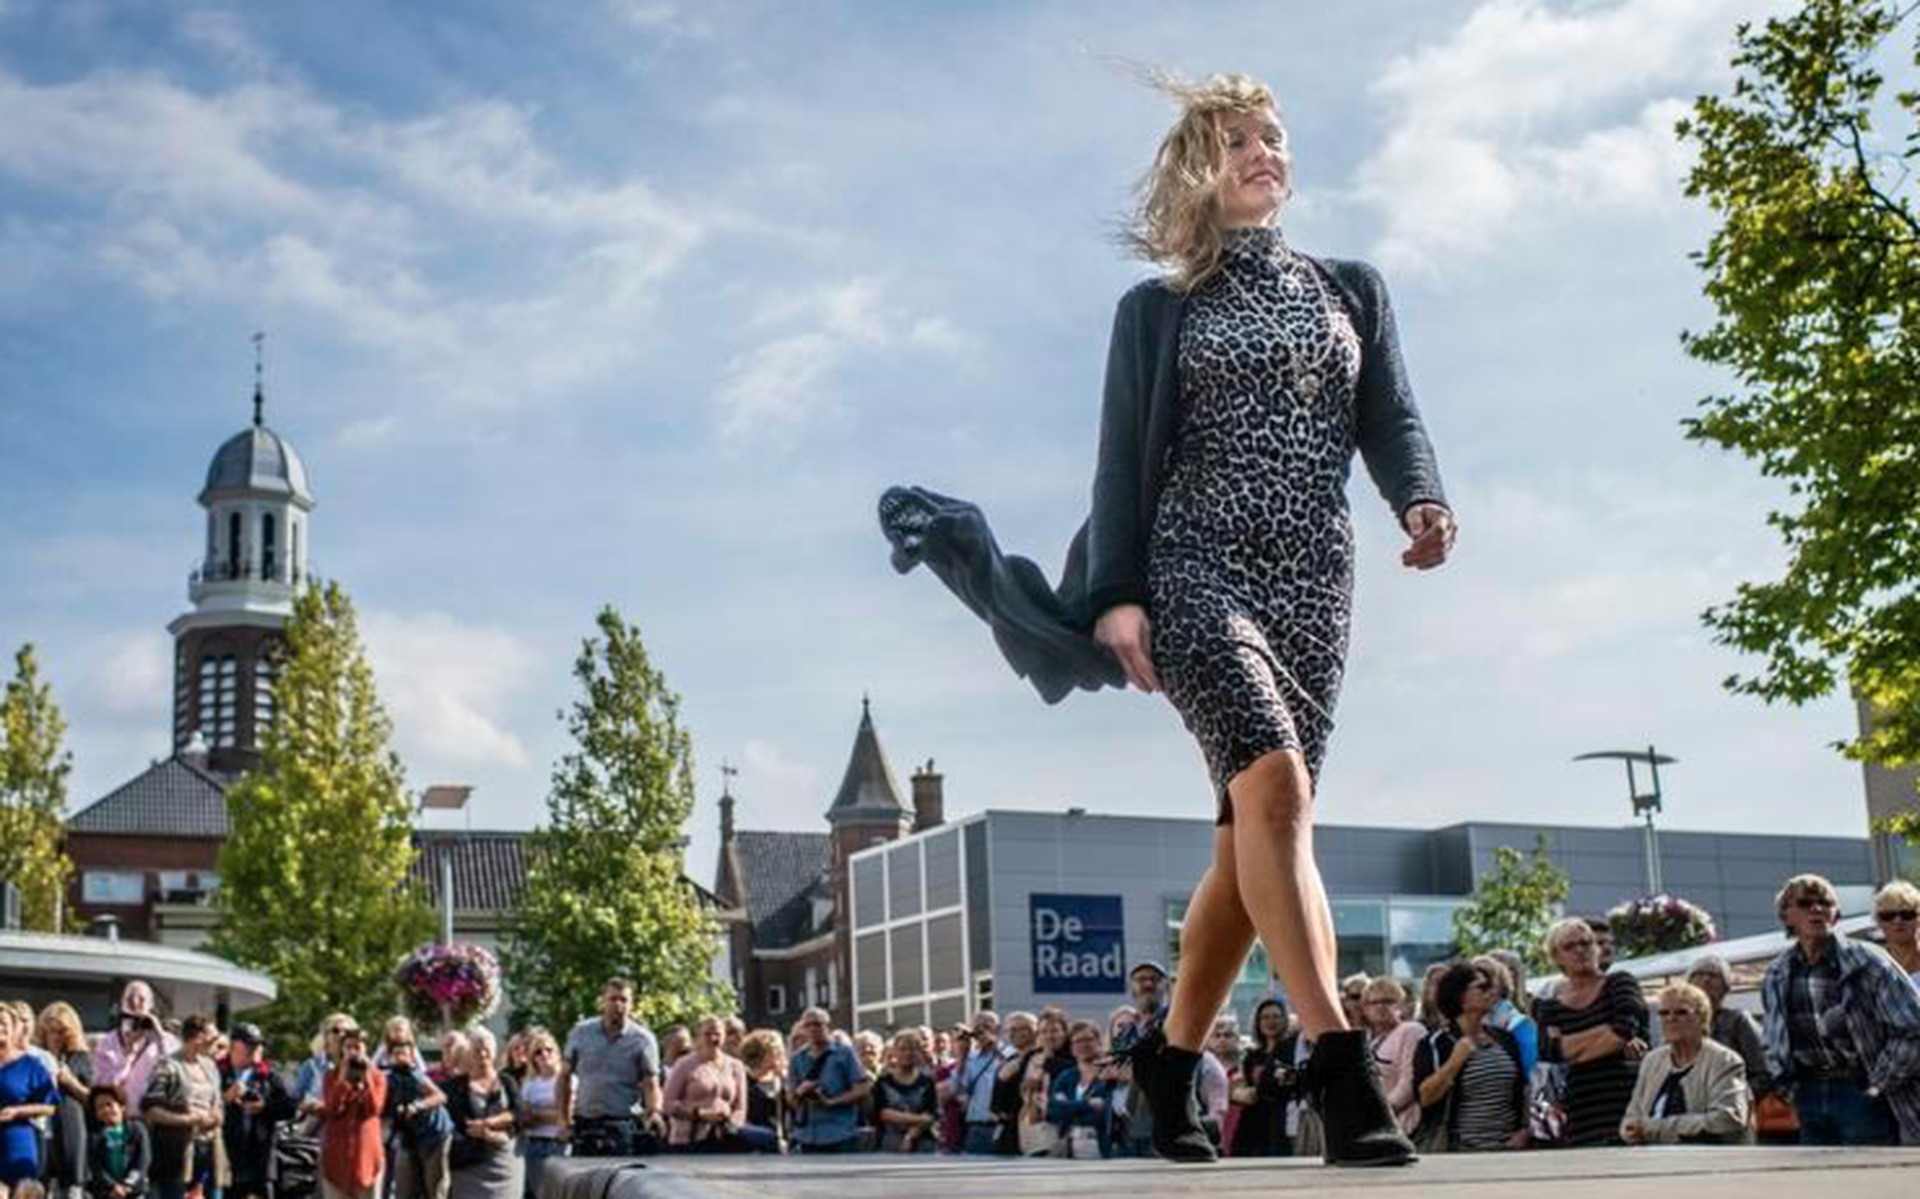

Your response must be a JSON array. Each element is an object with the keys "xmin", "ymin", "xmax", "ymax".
[
  {"xmin": 394, "ymin": 942, "xmax": 502, "ymax": 1032},
  {"xmin": 1607, "ymin": 894, "xmax": 1717, "ymax": 960}
]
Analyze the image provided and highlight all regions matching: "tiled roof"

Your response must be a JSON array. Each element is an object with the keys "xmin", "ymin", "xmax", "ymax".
[
  {"xmin": 730, "ymin": 829, "xmax": 832, "ymax": 950},
  {"xmin": 410, "ymin": 831, "xmax": 529, "ymax": 912},
  {"xmin": 826, "ymin": 700, "xmax": 906, "ymax": 822},
  {"xmin": 67, "ymin": 757, "xmax": 230, "ymax": 838}
]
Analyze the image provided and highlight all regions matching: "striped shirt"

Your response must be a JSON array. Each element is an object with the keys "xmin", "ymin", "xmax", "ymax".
[
  {"xmin": 1536, "ymin": 971, "xmax": 1648, "ymax": 1147},
  {"xmin": 1451, "ymin": 1041, "xmax": 1520, "ymax": 1151}
]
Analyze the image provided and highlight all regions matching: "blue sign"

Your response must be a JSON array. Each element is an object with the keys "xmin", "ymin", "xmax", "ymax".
[{"xmin": 1030, "ymin": 893, "xmax": 1126, "ymax": 993}]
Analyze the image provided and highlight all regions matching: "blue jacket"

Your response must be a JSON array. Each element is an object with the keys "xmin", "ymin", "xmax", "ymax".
[
  {"xmin": 1045, "ymin": 1068, "xmax": 1115, "ymax": 1158},
  {"xmin": 1762, "ymin": 935, "xmax": 1920, "ymax": 1143},
  {"xmin": 880, "ymin": 256, "xmax": 1448, "ymax": 703}
]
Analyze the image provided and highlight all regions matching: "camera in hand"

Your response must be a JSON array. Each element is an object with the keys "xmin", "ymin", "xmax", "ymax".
[{"xmin": 345, "ymin": 1055, "xmax": 369, "ymax": 1081}]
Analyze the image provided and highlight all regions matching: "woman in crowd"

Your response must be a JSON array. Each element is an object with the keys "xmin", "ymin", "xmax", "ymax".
[
  {"xmin": 662, "ymin": 1017, "xmax": 746, "ymax": 1152},
  {"xmin": 319, "ymin": 1027, "xmax": 384, "ymax": 1199},
  {"xmin": 1338, "ymin": 976, "xmax": 1371, "ymax": 1034},
  {"xmin": 1875, "ymin": 880, "xmax": 1920, "ymax": 984},
  {"xmin": 513, "ymin": 1030, "xmax": 563, "ymax": 1195},
  {"xmin": 498, "ymin": 1036, "xmax": 529, "ymax": 1090},
  {"xmin": 82, "ymin": 1085, "xmax": 149, "ymax": 1199},
  {"xmin": 1102, "ymin": 1009, "xmax": 1135, "ymax": 1151},
  {"xmin": 1360, "ymin": 978, "xmax": 1424, "ymax": 1135},
  {"xmin": 38, "ymin": 1003, "xmax": 94, "ymax": 1199},
  {"xmin": 1418, "ymin": 965, "xmax": 1450, "ymax": 1034},
  {"xmin": 1228, "ymin": 998, "xmax": 1296, "ymax": 1158},
  {"xmin": 873, "ymin": 1033, "xmax": 938, "ymax": 1154},
  {"xmin": 931, "ymin": 1027, "xmax": 969, "ymax": 1154},
  {"xmin": 1533, "ymin": 917, "xmax": 1649, "ymax": 1147},
  {"xmin": 1489, "ymin": 951, "xmax": 1532, "ymax": 1018},
  {"xmin": 1204, "ymin": 1015, "xmax": 1241, "ymax": 1151},
  {"xmin": 296, "ymin": 1015, "xmax": 357, "ymax": 1127},
  {"xmin": 1047, "ymin": 1022, "xmax": 1114, "ymax": 1160},
  {"xmin": 1620, "ymin": 982, "xmax": 1751, "ymax": 1146},
  {"xmin": 1474, "ymin": 956, "xmax": 1538, "ymax": 1079},
  {"xmin": 379, "ymin": 1019, "xmax": 451, "ymax": 1199},
  {"xmin": 736, "ymin": 1031, "xmax": 785, "ymax": 1154},
  {"xmin": 1413, "ymin": 961, "xmax": 1528, "ymax": 1152},
  {"xmin": 93, "ymin": 985, "xmax": 175, "ymax": 1128},
  {"xmin": 1017, "ymin": 1012, "xmax": 1072, "ymax": 1156},
  {"xmin": 848, "ymin": 1031, "xmax": 885, "ymax": 1149},
  {"xmin": 430, "ymin": 1035, "xmax": 468, "ymax": 1089},
  {"xmin": 1684, "ymin": 956, "xmax": 1771, "ymax": 1099},
  {"xmin": 0, "ymin": 1004, "xmax": 57, "ymax": 1198},
  {"xmin": 443, "ymin": 1031, "xmax": 519, "ymax": 1199}
]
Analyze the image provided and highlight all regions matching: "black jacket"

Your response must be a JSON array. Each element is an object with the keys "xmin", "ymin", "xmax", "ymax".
[
  {"xmin": 219, "ymin": 1060, "xmax": 295, "ymax": 1182},
  {"xmin": 85, "ymin": 1119, "xmax": 152, "ymax": 1199},
  {"xmin": 879, "ymin": 256, "xmax": 1449, "ymax": 703}
]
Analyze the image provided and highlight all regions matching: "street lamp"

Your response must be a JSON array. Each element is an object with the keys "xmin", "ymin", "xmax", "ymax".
[{"xmin": 1573, "ymin": 746, "xmax": 1676, "ymax": 896}]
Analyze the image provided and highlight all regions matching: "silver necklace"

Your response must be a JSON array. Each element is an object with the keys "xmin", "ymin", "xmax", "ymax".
[{"xmin": 1217, "ymin": 237, "xmax": 1339, "ymax": 398}]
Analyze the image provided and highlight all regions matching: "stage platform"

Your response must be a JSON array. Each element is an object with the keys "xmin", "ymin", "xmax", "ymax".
[{"xmin": 547, "ymin": 1145, "xmax": 1920, "ymax": 1199}]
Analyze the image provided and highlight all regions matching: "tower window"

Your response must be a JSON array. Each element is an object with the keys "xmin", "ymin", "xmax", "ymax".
[
  {"xmin": 291, "ymin": 521, "xmax": 302, "ymax": 584},
  {"xmin": 262, "ymin": 513, "xmax": 278, "ymax": 581},
  {"xmin": 217, "ymin": 655, "xmax": 238, "ymax": 748},
  {"xmin": 198, "ymin": 656, "xmax": 218, "ymax": 737},
  {"xmin": 254, "ymin": 661, "xmax": 276, "ymax": 734},
  {"xmin": 227, "ymin": 511, "xmax": 243, "ymax": 580}
]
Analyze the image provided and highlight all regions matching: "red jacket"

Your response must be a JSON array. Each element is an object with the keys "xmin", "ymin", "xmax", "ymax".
[{"xmin": 321, "ymin": 1069, "xmax": 387, "ymax": 1191}]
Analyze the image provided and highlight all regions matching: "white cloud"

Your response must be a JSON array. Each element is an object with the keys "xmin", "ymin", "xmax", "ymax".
[
  {"xmin": 0, "ymin": 64, "xmax": 708, "ymax": 420},
  {"xmin": 180, "ymin": 9, "xmax": 274, "ymax": 75},
  {"xmin": 71, "ymin": 631, "xmax": 172, "ymax": 720},
  {"xmin": 713, "ymin": 277, "xmax": 961, "ymax": 439},
  {"xmin": 360, "ymin": 611, "xmax": 539, "ymax": 772},
  {"xmin": 1355, "ymin": 0, "xmax": 1790, "ymax": 273}
]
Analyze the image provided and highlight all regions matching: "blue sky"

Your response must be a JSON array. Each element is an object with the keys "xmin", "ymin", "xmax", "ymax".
[{"xmin": 2, "ymin": 0, "xmax": 1874, "ymax": 883}]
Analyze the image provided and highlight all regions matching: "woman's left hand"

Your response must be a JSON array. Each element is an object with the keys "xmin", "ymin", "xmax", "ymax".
[{"xmin": 1400, "ymin": 503, "xmax": 1457, "ymax": 571}]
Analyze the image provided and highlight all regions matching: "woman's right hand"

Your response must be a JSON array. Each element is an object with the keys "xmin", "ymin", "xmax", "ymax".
[{"xmin": 1094, "ymin": 604, "xmax": 1160, "ymax": 693}]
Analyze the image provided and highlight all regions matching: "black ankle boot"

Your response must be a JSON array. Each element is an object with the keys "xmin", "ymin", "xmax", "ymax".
[
  {"xmin": 1136, "ymin": 1029, "xmax": 1217, "ymax": 1163},
  {"xmin": 1306, "ymin": 1029, "xmax": 1416, "ymax": 1167}
]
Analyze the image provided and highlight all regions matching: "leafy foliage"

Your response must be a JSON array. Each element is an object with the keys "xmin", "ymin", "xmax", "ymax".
[
  {"xmin": 502, "ymin": 606, "xmax": 732, "ymax": 1032},
  {"xmin": 0, "ymin": 645, "xmax": 75, "ymax": 931},
  {"xmin": 1451, "ymin": 836, "xmax": 1572, "ymax": 974},
  {"xmin": 212, "ymin": 583, "xmax": 433, "ymax": 1056},
  {"xmin": 1677, "ymin": 1, "xmax": 1920, "ymax": 825}
]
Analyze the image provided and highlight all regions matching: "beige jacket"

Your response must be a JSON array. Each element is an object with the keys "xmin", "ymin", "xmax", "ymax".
[{"xmin": 1621, "ymin": 1039, "xmax": 1753, "ymax": 1145}]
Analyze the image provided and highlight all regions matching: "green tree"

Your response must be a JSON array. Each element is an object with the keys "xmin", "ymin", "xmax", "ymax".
[
  {"xmin": 0, "ymin": 645, "xmax": 75, "ymax": 930},
  {"xmin": 1451, "ymin": 836, "xmax": 1571, "ymax": 974},
  {"xmin": 1677, "ymin": 0, "xmax": 1920, "ymax": 832},
  {"xmin": 503, "ymin": 606, "xmax": 731, "ymax": 1032},
  {"xmin": 212, "ymin": 583, "xmax": 433, "ymax": 1054}
]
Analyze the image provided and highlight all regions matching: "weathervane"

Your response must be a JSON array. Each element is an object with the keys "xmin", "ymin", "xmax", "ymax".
[
  {"xmin": 251, "ymin": 331, "xmax": 266, "ymax": 427},
  {"xmin": 720, "ymin": 760, "xmax": 739, "ymax": 797}
]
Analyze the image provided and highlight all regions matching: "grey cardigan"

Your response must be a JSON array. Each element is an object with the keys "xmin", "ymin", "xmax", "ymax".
[{"xmin": 879, "ymin": 255, "xmax": 1449, "ymax": 703}]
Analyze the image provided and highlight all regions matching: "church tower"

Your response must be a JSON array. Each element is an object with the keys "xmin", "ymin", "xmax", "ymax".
[
  {"xmin": 826, "ymin": 698, "xmax": 912, "ymax": 1022},
  {"xmin": 165, "ymin": 356, "xmax": 314, "ymax": 776}
]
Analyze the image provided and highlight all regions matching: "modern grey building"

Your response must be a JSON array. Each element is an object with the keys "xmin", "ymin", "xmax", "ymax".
[{"xmin": 848, "ymin": 810, "xmax": 1875, "ymax": 1031}]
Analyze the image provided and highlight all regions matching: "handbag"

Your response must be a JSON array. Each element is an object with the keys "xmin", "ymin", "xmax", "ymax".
[
  {"xmin": 1754, "ymin": 1092, "xmax": 1799, "ymax": 1137},
  {"xmin": 1526, "ymin": 1063, "xmax": 1567, "ymax": 1145}
]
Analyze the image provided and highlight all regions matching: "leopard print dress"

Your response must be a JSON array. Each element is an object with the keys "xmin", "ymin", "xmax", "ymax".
[{"xmin": 1148, "ymin": 226, "xmax": 1364, "ymax": 821}]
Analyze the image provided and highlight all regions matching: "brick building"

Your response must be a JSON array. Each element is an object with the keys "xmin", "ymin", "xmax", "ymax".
[{"xmin": 713, "ymin": 699, "xmax": 944, "ymax": 1029}]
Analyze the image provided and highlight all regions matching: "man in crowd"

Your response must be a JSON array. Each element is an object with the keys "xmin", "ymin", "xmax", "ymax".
[
  {"xmin": 558, "ymin": 977, "xmax": 664, "ymax": 1156},
  {"xmin": 141, "ymin": 1013, "xmax": 225, "ymax": 1199},
  {"xmin": 219, "ymin": 1023, "xmax": 294, "ymax": 1199},
  {"xmin": 1585, "ymin": 917, "xmax": 1617, "ymax": 972},
  {"xmin": 786, "ymin": 1007, "xmax": 870, "ymax": 1154},
  {"xmin": 1115, "ymin": 961, "xmax": 1169, "ymax": 1158},
  {"xmin": 946, "ymin": 1010, "xmax": 1006, "ymax": 1155},
  {"xmin": 97, "ymin": 980, "xmax": 180, "ymax": 1121},
  {"xmin": 1687, "ymin": 955, "xmax": 1772, "ymax": 1098},
  {"xmin": 1761, "ymin": 873, "xmax": 1920, "ymax": 1145}
]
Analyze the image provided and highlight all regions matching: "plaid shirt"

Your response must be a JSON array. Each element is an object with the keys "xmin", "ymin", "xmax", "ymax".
[
  {"xmin": 1782, "ymin": 942, "xmax": 1855, "ymax": 1077},
  {"xmin": 1764, "ymin": 935, "xmax": 1920, "ymax": 1144}
]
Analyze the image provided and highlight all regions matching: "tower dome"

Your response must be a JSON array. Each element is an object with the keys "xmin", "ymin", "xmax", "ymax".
[{"xmin": 200, "ymin": 416, "xmax": 312, "ymax": 507}]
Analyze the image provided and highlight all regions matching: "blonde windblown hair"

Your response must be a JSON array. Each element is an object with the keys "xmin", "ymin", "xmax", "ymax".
[{"xmin": 1122, "ymin": 69, "xmax": 1288, "ymax": 293}]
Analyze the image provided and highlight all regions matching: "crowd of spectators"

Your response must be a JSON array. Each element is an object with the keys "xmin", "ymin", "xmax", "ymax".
[{"xmin": 0, "ymin": 871, "xmax": 1915, "ymax": 1196}]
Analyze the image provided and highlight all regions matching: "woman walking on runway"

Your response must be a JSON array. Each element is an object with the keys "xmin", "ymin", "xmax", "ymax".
[{"xmin": 881, "ymin": 70, "xmax": 1454, "ymax": 1167}]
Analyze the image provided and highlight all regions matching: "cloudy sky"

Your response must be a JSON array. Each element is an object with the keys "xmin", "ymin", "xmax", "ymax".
[{"xmin": 2, "ymin": 0, "xmax": 1875, "ymax": 883}]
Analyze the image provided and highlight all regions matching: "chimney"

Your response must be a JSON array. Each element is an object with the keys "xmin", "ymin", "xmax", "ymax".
[{"xmin": 911, "ymin": 760, "xmax": 944, "ymax": 832}]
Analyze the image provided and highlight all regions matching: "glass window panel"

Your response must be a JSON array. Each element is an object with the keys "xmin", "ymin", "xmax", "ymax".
[
  {"xmin": 929, "ymin": 996, "xmax": 966, "ymax": 1030},
  {"xmin": 82, "ymin": 872, "xmax": 144, "ymax": 904},
  {"xmin": 853, "ymin": 857, "xmax": 886, "ymax": 928},
  {"xmin": 1334, "ymin": 900, "xmax": 1388, "ymax": 978},
  {"xmin": 1387, "ymin": 900, "xmax": 1465, "ymax": 979},
  {"xmin": 890, "ymin": 924, "xmax": 925, "ymax": 998},
  {"xmin": 926, "ymin": 912, "xmax": 964, "ymax": 992},
  {"xmin": 924, "ymin": 829, "xmax": 961, "ymax": 909},
  {"xmin": 889, "ymin": 845, "xmax": 922, "ymax": 919},
  {"xmin": 856, "ymin": 930, "xmax": 888, "ymax": 1005}
]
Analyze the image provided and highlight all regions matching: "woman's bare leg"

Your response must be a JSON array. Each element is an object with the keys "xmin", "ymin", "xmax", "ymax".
[
  {"xmin": 1229, "ymin": 748, "xmax": 1345, "ymax": 1039},
  {"xmin": 1163, "ymin": 824, "xmax": 1257, "ymax": 1051}
]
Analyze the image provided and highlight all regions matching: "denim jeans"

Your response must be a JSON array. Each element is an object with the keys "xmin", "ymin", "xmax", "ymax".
[
  {"xmin": 519, "ymin": 1136, "xmax": 566, "ymax": 1199},
  {"xmin": 1796, "ymin": 1078, "xmax": 1898, "ymax": 1146},
  {"xmin": 962, "ymin": 1122, "xmax": 1001, "ymax": 1155}
]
